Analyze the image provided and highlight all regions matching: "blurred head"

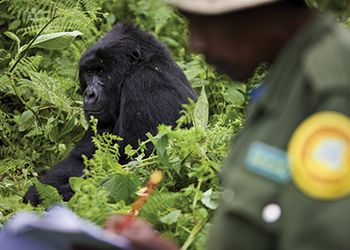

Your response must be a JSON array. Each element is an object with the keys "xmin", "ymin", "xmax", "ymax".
[{"xmin": 171, "ymin": 0, "xmax": 310, "ymax": 81}]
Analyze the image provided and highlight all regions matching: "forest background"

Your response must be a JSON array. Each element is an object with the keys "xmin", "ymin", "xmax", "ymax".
[{"xmin": 0, "ymin": 0, "xmax": 349, "ymax": 249}]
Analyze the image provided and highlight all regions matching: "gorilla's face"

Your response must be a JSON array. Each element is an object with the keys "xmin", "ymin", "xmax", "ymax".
[
  {"xmin": 79, "ymin": 51, "xmax": 119, "ymax": 128},
  {"xmin": 79, "ymin": 47, "xmax": 137, "ymax": 128},
  {"xmin": 79, "ymin": 28, "xmax": 143, "ymax": 129}
]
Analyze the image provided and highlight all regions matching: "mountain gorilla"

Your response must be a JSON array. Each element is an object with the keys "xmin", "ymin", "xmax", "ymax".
[{"xmin": 23, "ymin": 23, "xmax": 197, "ymax": 206}]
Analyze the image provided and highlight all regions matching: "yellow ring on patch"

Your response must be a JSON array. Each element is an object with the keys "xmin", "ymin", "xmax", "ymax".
[{"xmin": 288, "ymin": 112, "xmax": 350, "ymax": 200}]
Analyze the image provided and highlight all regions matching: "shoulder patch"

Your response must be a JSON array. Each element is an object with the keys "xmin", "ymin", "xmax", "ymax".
[
  {"xmin": 245, "ymin": 141, "xmax": 290, "ymax": 183},
  {"xmin": 288, "ymin": 112, "xmax": 350, "ymax": 200}
]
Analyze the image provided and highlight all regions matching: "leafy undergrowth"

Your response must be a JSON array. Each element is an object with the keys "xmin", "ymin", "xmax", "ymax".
[{"xmin": 67, "ymin": 112, "xmax": 238, "ymax": 248}]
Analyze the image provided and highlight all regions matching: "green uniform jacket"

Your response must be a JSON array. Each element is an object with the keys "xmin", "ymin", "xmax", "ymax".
[{"xmin": 208, "ymin": 14, "xmax": 350, "ymax": 250}]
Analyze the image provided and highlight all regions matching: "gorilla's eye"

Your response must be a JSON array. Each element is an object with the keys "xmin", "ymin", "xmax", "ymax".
[{"xmin": 98, "ymin": 69, "xmax": 105, "ymax": 77}]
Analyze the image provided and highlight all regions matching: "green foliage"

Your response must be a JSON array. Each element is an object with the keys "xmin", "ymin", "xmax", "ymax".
[
  {"xmin": 33, "ymin": 179, "xmax": 63, "ymax": 207},
  {"xmin": 306, "ymin": 0, "xmax": 350, "ymax": 20},
  {"xmin": 31, "ymin": 31, "xmax": 83, "ymax": 50},
  {"xmin": 194, "ymin": 88, "xmax": 209, "ymax": 129},
  {"xmin": 1, "ymin": 0, "xmax": 347, "ymax": 249},
  {"xmin": 68, "ymin": 177, "xmax": 122, "ymax": 225},
  {"xmin": 0, "ymin": 0, "xmax": 104, "ymax": 227}
]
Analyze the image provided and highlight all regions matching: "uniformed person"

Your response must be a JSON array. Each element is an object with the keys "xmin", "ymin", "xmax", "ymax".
[{"xmin": 106, "ymin": 0, "xmax": 350, "ymax": 249}]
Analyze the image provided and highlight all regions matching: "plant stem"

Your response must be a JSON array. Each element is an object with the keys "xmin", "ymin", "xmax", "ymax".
[
  {"xmin": 192, "ymin": 177, "xmax": 202, "ymax": 210},
  {"xmin": 7, "ymin": 6, "xmax": 59, "ymax": 128},
  {"xmin": 180, "ymin": 218, "xmax": 207, "ymax": 250}
]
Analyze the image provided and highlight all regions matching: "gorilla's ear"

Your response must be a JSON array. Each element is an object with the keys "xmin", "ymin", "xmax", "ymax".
[{"xmin": 128, "ymin": 46, "xmax": 142, "ymax": 65}]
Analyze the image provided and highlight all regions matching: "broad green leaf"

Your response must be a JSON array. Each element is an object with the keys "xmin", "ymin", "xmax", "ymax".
[
  {"xmin": 224, "ymin": 84, "xmax": 246, "ymax": 107},
  {"xmin": 154, "ymin": 132, "xmax": 168, "ymax": 157},
  {"xmin": 31, "ymin": 31, "xmax": 83, "ymax": 50},
  {"xmin": 201, "ymin": 188, "xmax": 220, "ymax": 210},
  {"xmin": 184, "ymin": 59, "xmax": 205, "ymax": 81},
  {"xmin": 194, "ymin": 87, "xmax": 209, "ymax": 129},
  {"xmin": 149, "ymin": 131, "xmax": 171, "ymax": 170},
  {"xmin": 8, "ymin": 20, "xmax": 21, "ymax": 30},
  {"xmin": 69, "ymin": 177, "xmax": 85, "ymax": 192},
  {"xmin": 102, "ymin": 174, "xmax": 140, "ymax": 203},
  {"xmin": 4, "ymin": 31, "xmax": 20, "ymax": 51},
  {"xmin": 197, "ymin": 208, "xmax": 209, "ymax": 220},
  {"xmin": 171, "ymin": 157, "xmax": 181, "ymax": 175},
  {"xmin": 160, "ymin": 210, "xmax": 181, "ymax": 225},
  {"xmin": 18, "ymin": 110, "xmax": 34, "ymax": 132}
]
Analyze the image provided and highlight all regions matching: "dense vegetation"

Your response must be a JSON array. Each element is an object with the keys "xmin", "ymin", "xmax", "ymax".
[{"xmin": 0, "ymin": 0, "xmax": 349, "ymax": 249}]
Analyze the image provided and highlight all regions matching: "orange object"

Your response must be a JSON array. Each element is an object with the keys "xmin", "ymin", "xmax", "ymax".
[{"xmin": 118, "ymin": 171, "xmax": 163, "ymax": 230}]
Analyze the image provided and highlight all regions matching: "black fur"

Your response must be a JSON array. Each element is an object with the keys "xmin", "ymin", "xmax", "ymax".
[{"xmin": 23, "ymin": 23, "xmax": 197, "ymax": 205}]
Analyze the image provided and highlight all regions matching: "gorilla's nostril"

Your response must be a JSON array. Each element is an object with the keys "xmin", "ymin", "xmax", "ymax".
[
  {"xmin": 84, "ymin": 87, "xmax": 98, "ymax": 104},
  {"xmin": 87, "ymin": 91, "xmax": 95, "ymax": 98}
]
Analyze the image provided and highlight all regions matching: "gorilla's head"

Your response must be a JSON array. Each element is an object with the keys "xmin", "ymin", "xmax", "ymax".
[{"xmin": 79, "ymin": 22, "xmax": 169, "ymax": 128}]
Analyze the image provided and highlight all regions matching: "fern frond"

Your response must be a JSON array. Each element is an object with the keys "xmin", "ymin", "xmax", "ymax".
[
  {"xmin": 0, "ymin": 74, "xmax": 12, "ymax": 92},
  {"xmin": 0, "ymin": 49, "xmax": 10, "ymax": 66},
  {"xmin": 0, "ymin": 157, "xmax": 27, "ymax": 175},
  {"xmin": 9, "ymin": 0, "xmax": 100, "ymax": 36},
  {"xmin": 33, "ymin": 179, "xmax": 63, "ymax": 207},
  {"xmin": 0, "ymin": 111, "xmax": 11, "ymax": 137},
  {"xmin": 140, "ymin": 192, "xmax": 180, "ymax": 223},
  {"xmin": 11, "ymin": 55, "xmax": 42, "ymax": 78},
  {"xmin": 7, "ymin": 0, "xmax": 52, "ymax": 25},
  {"xmin": 87, "ymin": 132, "xmax": 123, "ymax": 175},
  {"xmin": 20, "ymin": 71, "xmax": 73, "ymax": 110},
  {"xmin": 61, "ymin": 0, "xmax": 100, "ymax": 14}
]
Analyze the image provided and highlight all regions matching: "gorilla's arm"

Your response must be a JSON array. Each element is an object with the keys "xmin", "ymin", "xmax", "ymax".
[{"xmin": 23, "ymin": 129, "xmax": 96, "ymax": 205}]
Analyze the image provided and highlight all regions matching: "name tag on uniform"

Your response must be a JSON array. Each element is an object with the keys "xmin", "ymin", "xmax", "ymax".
[{"xmin": 244, "ymin": 141, "xmax": 290, "ymax": 183}]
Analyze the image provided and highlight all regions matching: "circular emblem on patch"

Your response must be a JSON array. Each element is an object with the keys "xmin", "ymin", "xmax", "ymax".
[{"xmin": 288, "ymin": 112, "xmax": 350, "ymax": 200}]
